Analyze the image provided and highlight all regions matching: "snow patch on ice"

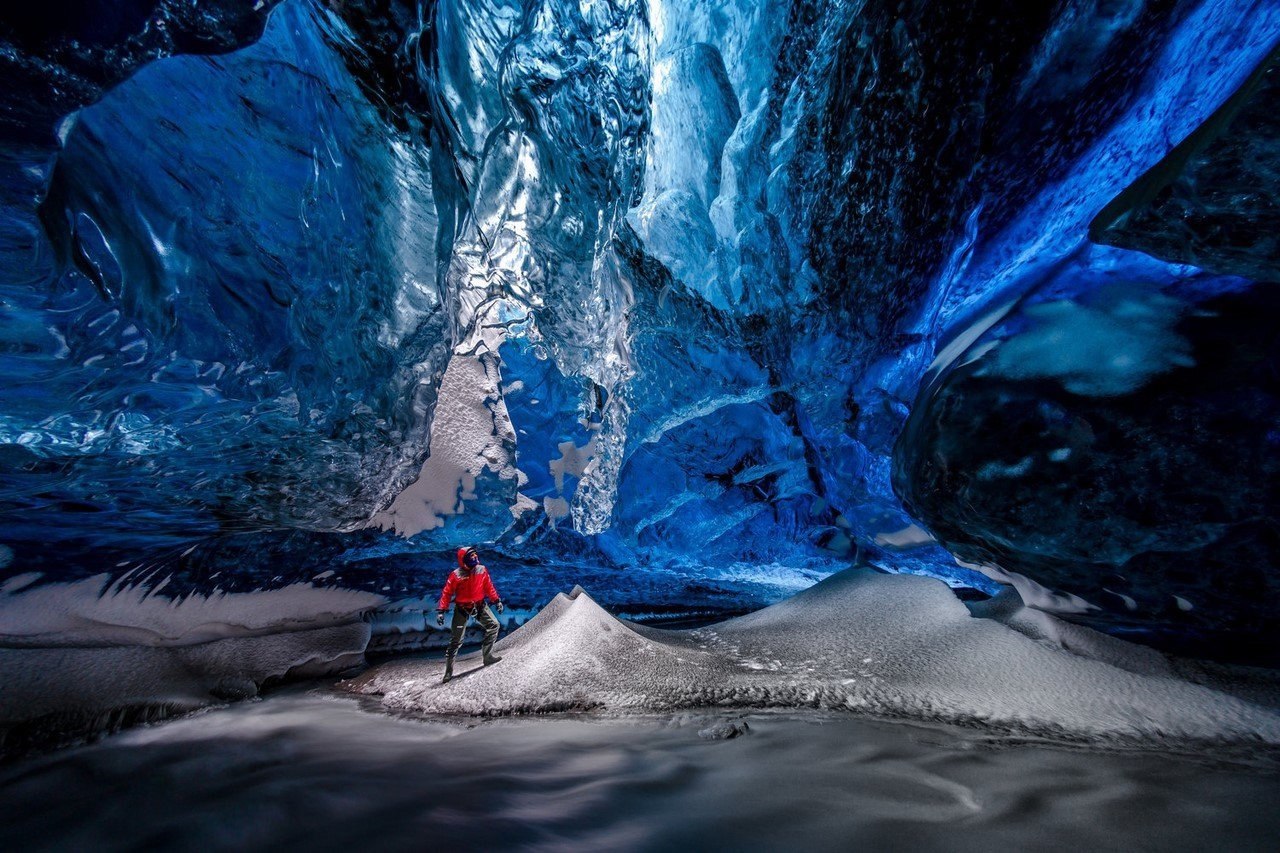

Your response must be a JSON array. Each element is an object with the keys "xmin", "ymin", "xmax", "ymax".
[
  {"xmin": 0, "ymin": 574, "xmax": 385, "ymax": 647},
  {"xmin": 370, "ymin": 333, "xmax": 520, "ymax": 538},
  {"xmin": 549, "ymin": 437, "xmax": 597, "ymax": 493},
  {"xmin": 960, "ymin": 558, "xmax": 1099, "ymax": 616},
  {"xmin": 968, "ymin": 589, "xmax": 1173, "ymax": 678},
  {"xmin": 1, "ymin": 571, "xmax": 41, "ymax": 594}
]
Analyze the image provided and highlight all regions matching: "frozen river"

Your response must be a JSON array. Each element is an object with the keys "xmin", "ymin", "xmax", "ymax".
[{"xmin": 2, "ymin": 685, "xmax": 1279, "ymax": 852}]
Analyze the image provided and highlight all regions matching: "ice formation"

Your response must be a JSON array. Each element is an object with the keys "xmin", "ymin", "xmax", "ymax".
[
  {"xmin": 1, "ymin": 0, "xmax": 1279, "ymax": 738},
  {"xmin": 351, "ymin": 570, "xmax": 1280, "ymax": 746},
  {"xmin": 0, "ymin": 573, "xmax": 383, "ymax": 750}
]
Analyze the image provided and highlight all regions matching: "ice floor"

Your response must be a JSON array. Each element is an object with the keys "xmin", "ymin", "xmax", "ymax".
[
  {"xmin": 1, "ymin": 687, "xmax": 1278, "ymax": 852},
  {"xmin": 5, "ymin": 569, "xmax": 1280, "ymax": 851}
]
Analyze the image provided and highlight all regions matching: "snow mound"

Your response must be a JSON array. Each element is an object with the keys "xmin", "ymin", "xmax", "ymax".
[{"xmin": 350, "ymin": 571, "xmax": 1280, "ymax": 746}]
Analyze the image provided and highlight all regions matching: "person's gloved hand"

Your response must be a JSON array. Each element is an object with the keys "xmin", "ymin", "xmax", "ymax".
[
  {"xmin": 436, "ymin": 612, "xmax": 445, "ymax": 627},
  {"xmin": 495, "ymin": 600, "xmax": 505, "ymax": 614}
]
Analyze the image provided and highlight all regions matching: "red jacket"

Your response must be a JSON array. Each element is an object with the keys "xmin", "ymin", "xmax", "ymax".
[{"xmin": 437, "ymin": 566, "xmax": 501, "ymax": 611}]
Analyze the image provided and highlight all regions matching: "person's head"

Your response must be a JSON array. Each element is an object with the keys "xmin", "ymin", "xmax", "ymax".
[{"xmin": 457, "ymin": 546, "xmax": 479, "ymax": 570}]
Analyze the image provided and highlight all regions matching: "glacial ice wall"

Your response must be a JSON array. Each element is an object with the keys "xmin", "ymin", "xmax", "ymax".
[
  {"xmin": 1, "ymin": 0, "xmax": 1279, "ymax": 660},
  {"xmin": 4, "ymin": 1, "xmax": 449, "ymax": 560}
]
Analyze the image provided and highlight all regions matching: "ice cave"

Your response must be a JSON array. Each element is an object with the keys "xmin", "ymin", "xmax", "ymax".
[{"xmin": 2, "ymin": 0, "xmax": 1280, "ymax": 849}]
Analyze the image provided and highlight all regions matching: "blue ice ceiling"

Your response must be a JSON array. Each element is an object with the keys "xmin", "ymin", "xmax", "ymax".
[{"xmin": 1, "ymin": 0, "xmax": 1278, "ymax": 658}]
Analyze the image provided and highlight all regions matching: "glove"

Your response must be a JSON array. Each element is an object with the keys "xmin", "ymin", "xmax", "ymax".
[
  {"xmin": 436, "ymin": 612, "xmax": 445, "ymax": 627},
  {"xmin": 495, "ymin": 600, "xmax": 505, "ymax": 614}
]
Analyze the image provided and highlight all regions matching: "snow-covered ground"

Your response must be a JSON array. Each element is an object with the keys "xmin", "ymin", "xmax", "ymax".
[
  {"xmin": 1, "ymin": 689, "xmax": 1278, "ymax": 852},
  {"xmin": 352, "ymin": 570, "xmax": 1280, "ymax": 747},
  {"xmin": 4, "ymin": 571, "xmax": 1279, "ymax": 849},
  {"xmin": 0, "ymin": 575, "xmax": 384, "ymax": 744}
]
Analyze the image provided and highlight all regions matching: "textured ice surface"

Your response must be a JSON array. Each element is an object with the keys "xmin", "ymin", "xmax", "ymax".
[
  {"xmin": 4, "ymin": 694, "xmax": 1280, "ymax": 851},
  {"xmin": 896, "ymin": 265, "xmax": 1280, "ymax": 662},
  {"xmin": 351, "ymin": 570, "xmax": 1280, "ymax": 745},
  {"xmin": 2, "ymin": 0, "xmax": 449, "ymax": 559},
  {"xmin": 0, "ymin": 0, "xmax": 284, "ymax": 139},
  {"xmin": 2, "ymin": 0, "xmax": 1280, "ymax": 660},
  {"xmin": 1092, "ymin": 45, "xmax": 1280, "ymax": 283}
]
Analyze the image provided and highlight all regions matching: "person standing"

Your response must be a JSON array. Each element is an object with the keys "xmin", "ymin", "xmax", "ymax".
[{"xmin": 436, "ymin": 545, "xmax": 504, "ymax": 682}]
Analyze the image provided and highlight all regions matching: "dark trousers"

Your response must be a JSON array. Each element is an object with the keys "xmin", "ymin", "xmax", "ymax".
[{"xmin": 446, "ymin": 603, "xmax": 500, "ymax": 660}]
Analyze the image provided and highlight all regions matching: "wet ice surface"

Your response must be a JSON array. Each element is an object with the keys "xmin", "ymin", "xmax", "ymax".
[{"xmin": 1, "ymin": 688, "xmax": 1279, "ymax": 853}]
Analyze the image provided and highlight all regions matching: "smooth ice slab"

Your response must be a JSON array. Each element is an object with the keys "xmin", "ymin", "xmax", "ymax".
[
  {"xmin": 0, "ymin": 575, "xmax": 386, "ymax": 750},
  {"xmin": 350, "ymin": 570, "xmax": 1280, "ymax": 746}
]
